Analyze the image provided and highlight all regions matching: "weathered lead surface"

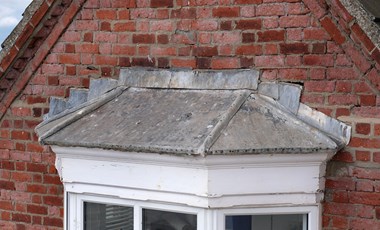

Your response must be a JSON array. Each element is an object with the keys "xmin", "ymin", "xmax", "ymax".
[
  {"xmin": 36, "ymin": 68, "xmax": 351, "ymax": 156},
  {"xmin": 41, "ymin": 88, "xmax": 245, "ymax": 155},
  {"xmin": 210, "ymin": 95, "xmax": 337, "ymax": 154}
]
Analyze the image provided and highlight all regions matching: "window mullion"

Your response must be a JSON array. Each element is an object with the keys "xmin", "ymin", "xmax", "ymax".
[{"xmin": 134, "ymin": 204, "xmax": 142, "ymax": 230}]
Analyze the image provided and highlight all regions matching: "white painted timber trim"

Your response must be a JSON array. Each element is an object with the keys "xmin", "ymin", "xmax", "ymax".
[{"xmin": 53, "ymin": 146, "xmax": 332, "ymax": 209}]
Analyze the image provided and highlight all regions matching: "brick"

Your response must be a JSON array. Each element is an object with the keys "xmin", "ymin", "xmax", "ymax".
[
  {"xmin": 349, "ymin": 192, "xmax": 380, "ymax": 205},
  {"xmin": 75, "ymin": 20, "xmax": 98, "ymax": 31},
  {"xmin": 303, "ymin": 0, "xmax": 326, "ymax": 19},
  {"xmin": 172, "ymin": 33, "xmax": 196, "ymax": 44},
  {"xmin": 192, "ymin": 20, "xmax": 218, "ymax": 31},
  {"xmin": 304, "ymin": 55, "xmax": 334, "ymax": 66},
  {"xmin": 12, "ymin": 214, "xmax": 31, "ymax": 223},
  {"xmin": 0, "ymin": 201, "xmax": 13, "ymax": 210},
  {"xmin": 95, "ymin": 9, "xmax": 117, "ymax": 19},
  {"xmin": 304, "ymin": 81, "xmax": 335, "ymax": 93},
  {"xmin": 242, "ymin": 32, "xmax": 255, "ymax": 43},
  {"xmin": 151, "ymin": 21, "xmax": 174, "ymax": 31},
  {"xmin": 356, "ymin": 150, "xmax": 371, "ymax": 162},
  {"xmin": 326, "ymin": 177, "xmax": 356, "ymax": 191},
  {"xmin": 27, "ymin": 184, "xmax": 47, "ymax": 194},
  {"xmin": 236, "ymin": 45, "xmax": 262, "ymax": 55},
  {"xmin": 320, "ymin": 16, "xmax": 345, "ymax": 45},
  {"xmin": 241, "ymin": 6, "xmax": 256, "ymax": 17},
  {"xmin": 112, "ymin": 45, "xmax": 135, "ymax": 55},
  {"xmin": 350, "ymin": 137, "xmax": 380, "ymax": 149},
  {"xmin": 312, "ymin": 43, "xmax": 326, "ymax": 54},
  {"xmin": 327, "ymin": 68, "xmax": 357, "ymax": 80},
  {"xmin": 352, "ymin": 107, "xmax": 380, "ymax": 118},
  {"xmin": 132, "ymin": 34, "xmax": 155, "ymax": 44},
  {"xmin": 263, "ymin": 44, "xmax": 278, "ymax": 55},
  {"xmin": 58, "ymin": 54, "xmax": 80, "ymax": 64},
  {"xmin": 94, "ymin": 56, "xmax": 118, "ymax": 65},
  {"xmin": 212, "ymin": 7, "xmax": 239, "ymax": 18},
  {"xmin": 194, "ymin": 46, "xmax": 218, "ymax": 57},
  {"xmin": 279, "ymin": 15, "xmax": 309, "ymax": 28},
  {"xmin": 27, "ymin": 204, "xmax": 48, "ymax": 215},
  {"xmin": 278, "ymin": 68, "xmax": 307, "ymax": 80},
  {"xmin": 304, "ymin": 28, "xmax": 330, "ymax": 41},
  {"xmin": 157, "ymin": 34, "xmax": 169, "ymax": 44},
  {"xmin": 151, "ymin": 0, "xmax": 173, "ymax": 8},
  {"xmin": 196, "ymin": 58, "xmax": 211, "ymax": 69},
  {"xmin": 371, "ymin": 48, "xmax": 380, "ymax": 66},
  {"xmin": 352, "ymin": 167, "xmax": 380, "ymax": 179},
  {"xmin": 263, "ymin": 17, "xmax": 279, "ymax": 29},
  {"xmin": 236, "ymin": 19, "xmax": 262, "ymax": 30},
  {"xmin": 256, "ymin": 4, "xmax": 285, "ymax": 16},
  {"xmin": 350, "ymin": 217, "xmax": 380, "ymax": 229},
  {"xmin": 171, "ymin": 8, "xmax": 196, "ymax": 19},
  {"xmin": 26, "ymin": 163, "xmax": 47, "ymax": 173},
  {"xmin": 331, "ymin": 216, "xmax": 348, "ymax": 229},
  {"xmin": 344, "ymin": 43, "xmax": 371, "ymax": 73},
  {"xmin": 0, "ymin": 180, "xmax": 15, "ymax": 190},
  {"xmin": 235, "ymin": 0, "xmax": 262, "ymax": 3},
  {"xmin": 113, "ymin": 22, "xmax": 136, "ymax": 31},
  {"xmin": 0, "ymin": 140, "xmax": 13, "ymax": 149},
  {"xmin": 11, "ymin": 131, "xmax": 31, "ymax": 140},
  {"xmin": 11, "ymin": 107, "xmax": 32, "ymax": 117},
  {"xmin": 43, "ymin": 175, "xmax": 62, "ymax": 185},
  {"xmin": 240, "ymin": 57, "xmax": 254, "ymax": 68},
  {"xmin": 151, "ymin": 47, "xmax": 176, "ymax": 56},
  {"xmin": 328, "ymin": 94, "xmax": 357, "ymax": 105},
  {"xmin": 130, "ymin": 56, "xmax": 150, "ymax": 66},
  {"xmin": 43, "ymin": 196, "xmax": 63, "ymax": 206},
  {"xmin": 285, "ymin": 56, "xmax": 302, "ymax": 66},
  {"xmin": 255, "ymin": 55, "xmax": 284, "ymax": 67},
  {"xmin": 221, "ymin": 21, "xmax": 233, "ymax": 30},
  {"xmin": 211, "ymin": 57, "xmax": 240, "ymax": 69},
  {"xmin": 365, "ymin": 68, "xmax": 380, "ymax": 91},
  {"xmin": 335, "ymin": 81, "xmax": 352, "ymax": 93},
  {"xmin": 360, "ymin": 95, "xmax": 377, "ymax": 106},
  {"xmin": 324, "ymin": 202, "xmax": 356, "ymax": 216},
  {"xmin": 355, "ymin": 205, "xmax": 374, "ymax": 218},
  {"xmin": 375, "ymin": 124, "xmax": 380, "ymax": 136},
  {"xmin": 213, "ymin": 31, "xmax": 240, "ymax": 44},
  {"xmin": 42, "ymin": 217, "xmax": 63, "ymax": 227},
  {"xmin": 287, "ymin": 2, "xmax": 309, "ymax": 15},
  {"xmin": 280, "ymin": 43, "xmax": 308, "ymax": 54},
  {"xmin": 257, "ymin": 30, "xmax": 285, "ymax": 42},
  {"xmin": 351, "ymin": 23, "xmax": 375, "ymax": 52},
  {"xmin": 171, "ymin": 58, "xmax": 196, "ymax": 68}
]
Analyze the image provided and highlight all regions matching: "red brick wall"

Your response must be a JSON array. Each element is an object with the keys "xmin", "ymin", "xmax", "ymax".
[{"xmin": 0, "ymin": 0, "xmax": 379, "ymax": 229}]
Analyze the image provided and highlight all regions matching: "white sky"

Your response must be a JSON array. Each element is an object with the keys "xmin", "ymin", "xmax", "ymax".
[{"xmin": 0, "ymin": 0, "xmax": 33, "ymax": 46}]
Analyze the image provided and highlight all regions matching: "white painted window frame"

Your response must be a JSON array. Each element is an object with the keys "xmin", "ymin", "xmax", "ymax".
[
  {"xmin": 67, "ymin": 193, "xmax": 206, "ymax": 230},
  {"xmin": 218, "ymin": 205, "xmax": 320, "ymax": 230},
  {"xmin": 66, "ymin": 192, "xmax": 319, "ymax": 230}
]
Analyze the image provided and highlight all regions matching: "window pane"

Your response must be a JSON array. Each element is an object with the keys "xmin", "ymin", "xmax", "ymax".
[
  {"xmin": 84, "ymin": 202, "xmax": 133, "ymax": 230},
  {"xmin": 226, "ymin": 214, "xmax": 307, "ymax": 230},
  {"xmin": 143, "ymin": 209, "xmax": 197, "ymax": 230}
]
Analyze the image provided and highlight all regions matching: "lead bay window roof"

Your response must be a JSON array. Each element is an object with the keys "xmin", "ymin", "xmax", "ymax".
[{"xmin": 36, "ymin": 68, "xmax": 350, "ymax": 156}]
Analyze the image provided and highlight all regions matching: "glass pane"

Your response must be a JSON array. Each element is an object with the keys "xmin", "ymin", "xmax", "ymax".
[
  {"xmin": 226, "ymin": 214, "xmax": 307, "ymax": 230},
  {"xmin": 143, "ymin": 209, "xmax": 197, "ymax": 230},
  {"xmin": 84, "ymin": 202, "xmax": 133, "ymax": 230}
]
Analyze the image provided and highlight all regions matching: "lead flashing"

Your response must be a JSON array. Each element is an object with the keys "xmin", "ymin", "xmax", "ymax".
[{"xmin": 119, "ymin": 68, "xmax": 259, "ymax": 90}]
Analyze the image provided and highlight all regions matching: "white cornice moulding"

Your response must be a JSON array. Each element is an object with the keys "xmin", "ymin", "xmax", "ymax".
[{"xmin": 53, "ymin": 146, "xmax": 332, "ymax": 209}]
